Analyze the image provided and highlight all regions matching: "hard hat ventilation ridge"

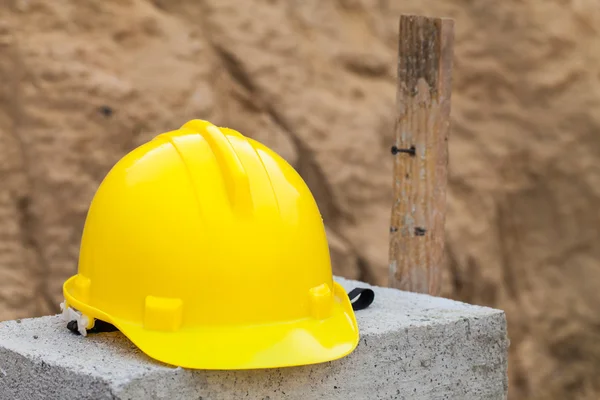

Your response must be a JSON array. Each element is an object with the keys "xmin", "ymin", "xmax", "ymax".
[{"xmin": 181, "ymin": 120, "xmax": 254, "ymax": 216}]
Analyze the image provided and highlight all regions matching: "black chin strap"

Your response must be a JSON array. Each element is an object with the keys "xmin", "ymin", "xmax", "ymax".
[
  {"xmin": 67, "ymin": 319, "xmax": 118, "ymax": 335},
  {"xmin": 347, "ymin": 287, "xmax": 375, "ymax": 311}
]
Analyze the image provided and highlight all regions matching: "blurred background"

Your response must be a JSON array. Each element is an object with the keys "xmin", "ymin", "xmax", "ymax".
[{"xmin": 1, "ymin": 0, "xmax": 600, "ymax": 399}]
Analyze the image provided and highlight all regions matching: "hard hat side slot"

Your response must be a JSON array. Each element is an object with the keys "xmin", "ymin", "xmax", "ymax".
[
  {"xmin": 309, "ymin": 283, "xmax": 333, "ymax": 320},
  {"xmin": 143, "ymin": 295, "xmax": 184, "ymax": 332}
]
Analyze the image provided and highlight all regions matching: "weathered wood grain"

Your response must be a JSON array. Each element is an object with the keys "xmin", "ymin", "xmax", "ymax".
[{"xmin": 389, "ymin": 15, "xmax": 454, "ymax": 295}]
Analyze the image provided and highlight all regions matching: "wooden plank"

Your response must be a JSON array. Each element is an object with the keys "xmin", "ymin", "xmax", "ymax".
[{"xmin": 388, "ymin": 15, "xmax": 454, "ymax": 295}]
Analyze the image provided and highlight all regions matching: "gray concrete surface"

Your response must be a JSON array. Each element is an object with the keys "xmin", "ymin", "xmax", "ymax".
[{"xmin": 0, "ymin": 277, "xmax": 508, "ymax": 400}]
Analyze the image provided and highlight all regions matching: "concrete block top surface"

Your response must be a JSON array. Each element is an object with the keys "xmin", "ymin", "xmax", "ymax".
[{"xmin": 0, "ymin": 277, "xmax": 509, "ymax": 400}]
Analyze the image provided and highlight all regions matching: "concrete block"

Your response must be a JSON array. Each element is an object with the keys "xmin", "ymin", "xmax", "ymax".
[{"xmin": 0, "ymin": 277, "xmax": 508, "ymax": 400}]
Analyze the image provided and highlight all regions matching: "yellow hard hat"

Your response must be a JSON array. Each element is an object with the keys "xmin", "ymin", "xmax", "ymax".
[{"xmin": 61, "ymin": 119, "xmax": 368, "ymax": 370}]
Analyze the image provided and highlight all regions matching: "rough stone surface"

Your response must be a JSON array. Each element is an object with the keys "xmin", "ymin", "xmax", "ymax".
[
  {"xmin": 0, "ymin": 278, "xmax": 508, "ymax": 400},
  {"xmin": 0, "ymin": 1, "xmax": 599, "ymax": 399}
]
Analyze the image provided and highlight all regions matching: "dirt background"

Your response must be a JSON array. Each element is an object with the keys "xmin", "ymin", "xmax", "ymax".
[{"xmin": 1, "ymin": 0, "xmax": 600, "ymax": 399}]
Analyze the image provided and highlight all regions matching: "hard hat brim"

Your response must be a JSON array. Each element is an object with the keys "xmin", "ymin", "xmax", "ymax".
[{"xmin": 63, "ymin": 279, "xmax": 360, "ymax": 370}]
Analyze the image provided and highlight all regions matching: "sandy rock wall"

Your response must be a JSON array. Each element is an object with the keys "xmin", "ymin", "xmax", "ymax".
[{"xmin": 1, "ymin": 0, "xmax": 600, "ymax": 399}]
